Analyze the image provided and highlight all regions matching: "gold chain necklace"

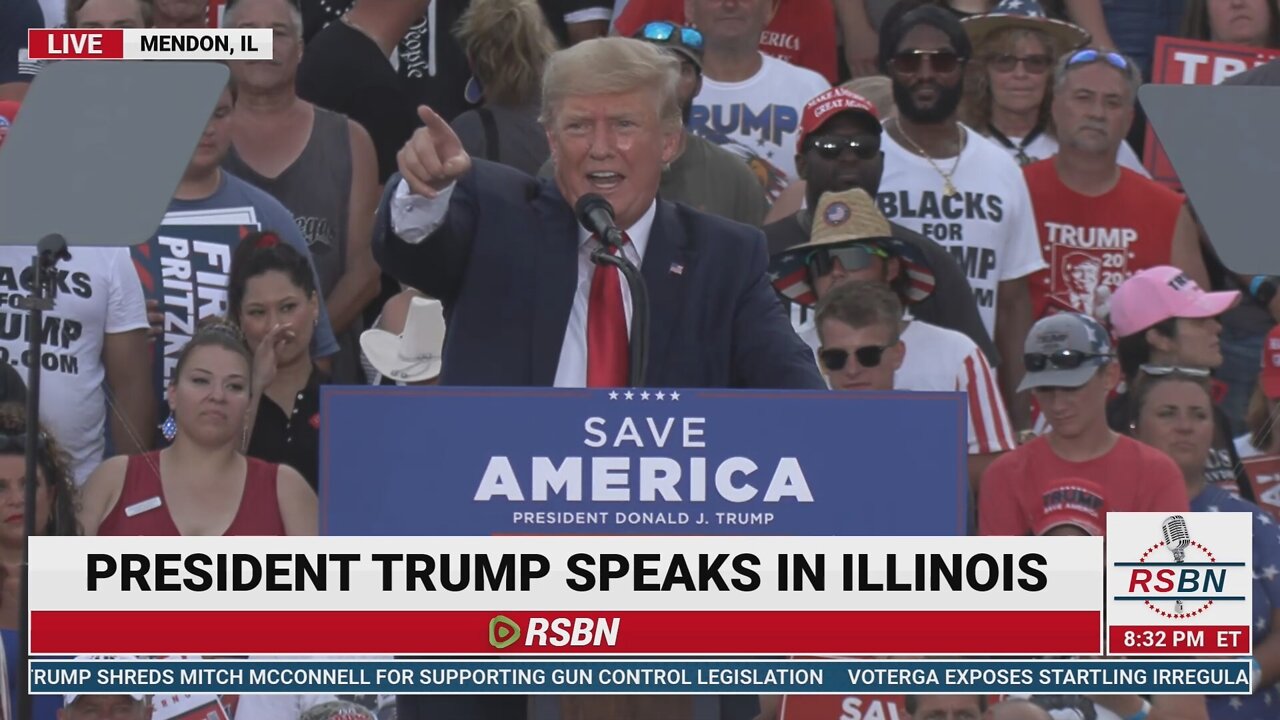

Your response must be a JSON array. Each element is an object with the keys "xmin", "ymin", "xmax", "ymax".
[{"xmin": 895, "ymin": 119, "xmax": 963, "ymax": 198}]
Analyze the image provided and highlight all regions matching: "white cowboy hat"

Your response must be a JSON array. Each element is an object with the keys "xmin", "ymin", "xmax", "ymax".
[{"xmin": 360, "ymin": 297, "xmax": 446, "ymax": 383}]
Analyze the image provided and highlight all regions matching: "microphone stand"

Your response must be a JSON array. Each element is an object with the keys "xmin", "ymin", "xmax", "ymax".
[
  {"xmin": 592, "ymin": 229, "xmax": 649, "ymax": 388},
  {"xmin": 15, "ymin": 233, "xmax": 69, "ymax": 720}
]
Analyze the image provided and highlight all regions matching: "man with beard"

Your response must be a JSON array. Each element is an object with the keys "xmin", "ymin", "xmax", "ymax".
[
  {"xmin": 763, "ymin": 86, "xmax": 994, "ymax": 360},
  {"xmin": 875, "ymin": 0, "xmax": 1044, "ymax": 435},
  {"xmin": 538, "ymin": 21, "xmax": 769, "ymax": 225},
  {"xmin": 1022, "ymin": 48, "xmax": 1209, "ymax": 325}
]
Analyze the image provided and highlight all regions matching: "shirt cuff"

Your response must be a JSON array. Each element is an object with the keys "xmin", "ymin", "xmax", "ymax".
[{"xmin": 390, "ymin": 178, "xmax": 454, "ymax": 244}]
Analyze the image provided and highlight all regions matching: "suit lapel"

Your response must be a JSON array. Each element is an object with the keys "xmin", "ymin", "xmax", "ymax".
[
  {"xmin": 531, "ymin": 182, "xmax": 580, "ymax": 385},
  {"xmin": 639, "ymin": 201, "xmax": 690, "ymax": 384}
]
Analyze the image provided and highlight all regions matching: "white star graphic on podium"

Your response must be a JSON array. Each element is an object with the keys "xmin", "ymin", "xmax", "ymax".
[
  {"xmin": 640, "ymin": 391, "xmax": 651, "ymax": 400},
  {"xmin": 608, "ymin": 391, "xmax": 618, "ymax": 400},
  {"xmin": 624, "ymin": 390, "xmax": 634, "ymax": 400},
  {"xmin": 655, "ymin": 391, "xmax": 666, "ymax": 400},
  {"xmin": 670, "ymin": 391, "xmax": 681, "ymax": 400}
]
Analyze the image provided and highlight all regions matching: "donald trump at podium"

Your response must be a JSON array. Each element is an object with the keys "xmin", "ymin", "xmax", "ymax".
[{"xmin": 374, "ymin": 36, "xmax": 824, "ymax": 391}]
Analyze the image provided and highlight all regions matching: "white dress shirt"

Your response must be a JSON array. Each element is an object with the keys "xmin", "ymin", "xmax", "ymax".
[{"xmin": 390, "ymin": 178, "xmax": 654, "ymax": 387}]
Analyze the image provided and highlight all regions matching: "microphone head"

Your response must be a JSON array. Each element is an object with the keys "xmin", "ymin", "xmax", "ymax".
[{"xmin": 575, "ymin": 193, "xmax": 614, "ymax": 227}]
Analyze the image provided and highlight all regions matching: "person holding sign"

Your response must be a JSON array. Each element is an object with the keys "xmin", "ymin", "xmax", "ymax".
[
  {"xmin": 1181, "ymin": 0, "xmax": 1280, "ymax": 48},
  {"xmin": 376, "ymin": 36, "xmax": 825, "ymax": 390}
]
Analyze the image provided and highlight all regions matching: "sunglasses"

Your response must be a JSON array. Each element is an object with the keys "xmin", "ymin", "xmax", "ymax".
[
  {"xmin": 805, "ymin": 135, "xmax": 881, "ymax": 161},
  {"xmin": 1139, "ymin": 365, "xmax": 1211, "ymax": 378},
  {"xmin": 987, "ymin": 53, "xmax": 1052, "ymax": 74},
  {"xmin": 1066, "ymin": 48, "xmax": 1129, "ymax": 71},
  {"xmin": 889, "ymin": 49, "xmax": 963, "ymax": 75},
  {"xmin": 640, "ymin": 21, "xmax": 704, "ymax": 51},
  {"xmin": 1024, "ymin": 349, "xmax": 1112, "ymax": 373},
  {"xmin": 805, "ymin": 244, "xmax": 889, "ymax": 278},
  {"xmin": 819, "ymin": 345, "xmax": 892, "ymax": 371}
]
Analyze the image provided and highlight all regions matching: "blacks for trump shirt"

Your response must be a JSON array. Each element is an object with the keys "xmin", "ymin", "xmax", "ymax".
[{"xmin": 877, "ymin": 126, "xmax": 1046, "ymax": 338}]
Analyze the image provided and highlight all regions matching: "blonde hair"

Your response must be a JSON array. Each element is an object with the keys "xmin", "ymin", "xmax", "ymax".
[
  {"xmin": 961, "ymin": 26, "xmax": 1060, "ymax": 135},
  {"xmin": 539, "ymin": 37, "xmax": 683, "ymax": 133},
  {"xmin": 455, "ymin": 0, "xmax": 558, "ymax": 107}
]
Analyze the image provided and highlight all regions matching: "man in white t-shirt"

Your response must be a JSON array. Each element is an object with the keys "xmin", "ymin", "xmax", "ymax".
[
  {"xmin": 685, "ymin": 0, "xmax": 829, "ymax": 202},
  {"xmin": 774, "ymin": 187, "xmax": 1015, "ymax": 491},
  {"xmin": 0, "ymin": 103, "xmax": 152, "ymax": 485},
  {"xmin": 873, "ymin": 2, "xmax": 1045, "ymax": 435}
]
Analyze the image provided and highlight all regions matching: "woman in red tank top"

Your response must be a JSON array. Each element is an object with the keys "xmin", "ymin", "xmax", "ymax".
[{"xmin": 77, "ymin": 319, "xmax": 317, "ymax": 536}]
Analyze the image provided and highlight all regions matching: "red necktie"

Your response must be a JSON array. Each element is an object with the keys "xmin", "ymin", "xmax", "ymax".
[{"xmin": 586, "ymin": 233, "xmax": 630, "ymax": 387}]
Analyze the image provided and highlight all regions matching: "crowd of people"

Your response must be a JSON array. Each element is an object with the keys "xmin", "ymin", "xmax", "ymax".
[{"xmin": 3, "ymin": 0, "xmax": 1280, "ymax": 719}]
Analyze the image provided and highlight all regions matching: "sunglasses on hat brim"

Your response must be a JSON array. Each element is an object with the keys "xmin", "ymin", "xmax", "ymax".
[
  {"xmin": 1139, "ymin": 365, "xmax": 1211, "ymax": 378},
  {"xmin": 639, "ymin": 21, "xmax": 704, "ymax": 52},
  {"xmin": 818, "ymin": 345, "xmax": 892, "ymax": 371},
  {"xmin": 1024, "ymin": 349, "xmax": 1112, "ymax": 373},
  {"xmin": 1066, "ymin": 48, "xmax": 1129, "ymax": 71}
]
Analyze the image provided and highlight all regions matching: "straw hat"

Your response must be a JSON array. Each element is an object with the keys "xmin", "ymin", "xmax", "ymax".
[
  {"xmin": 769, "ymin": 188, "xmax": 936, "ymax": 307},
  {"xmin": 962, "ymin": 0, "xmax": 1091, "ymax": 54},
  {"xmin": 360, "ymin": 296, "xmax": 446, "ymax": 383}
]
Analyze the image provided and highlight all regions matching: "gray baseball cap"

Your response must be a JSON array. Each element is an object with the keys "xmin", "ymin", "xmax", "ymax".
[{"xmin": 1017, "ymin": 312, "xmax": 1114, "ymax": 392}]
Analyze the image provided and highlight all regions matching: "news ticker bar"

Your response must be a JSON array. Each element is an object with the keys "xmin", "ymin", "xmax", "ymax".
[
  {"xmin": 30, "ymin": 659, "xmax": 1252, "ymax": 695},
  {"xmin": 26, "ymin": 29, "xmax": 272, "ymax": 60}
]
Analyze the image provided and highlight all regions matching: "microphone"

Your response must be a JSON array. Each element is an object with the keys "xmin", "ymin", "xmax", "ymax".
[
  {"xmin": 1162, "ymin": 515, "xmax": 1191, "ymax": 614},
  {"xmin": 575, "ymin": 193, "xmax": 625, "ymax": 250}
]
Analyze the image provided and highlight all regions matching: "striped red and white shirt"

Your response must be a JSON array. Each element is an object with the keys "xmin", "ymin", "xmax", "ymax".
[{"xmin": 895, "ymin": 318, "xmax": 1016, "ymax": 455}]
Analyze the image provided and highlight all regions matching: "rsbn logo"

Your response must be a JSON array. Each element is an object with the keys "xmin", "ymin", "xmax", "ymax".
[
  {"xmin": 488, "ymin": 615, "xmax": 620, "ymax": 649},
  {"xmin": 1114, "ymin": 514, "xmax": 1248, "ymax": 620}
]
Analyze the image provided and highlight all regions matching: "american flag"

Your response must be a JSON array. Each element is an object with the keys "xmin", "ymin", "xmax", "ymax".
[{"xmin": 669, "ymin": 263, "xmax": 684, "ymax": 275}]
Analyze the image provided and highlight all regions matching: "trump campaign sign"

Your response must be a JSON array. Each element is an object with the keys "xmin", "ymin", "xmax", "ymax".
[
  {"xmin": 1144, "ymin": 36, "xmax": 1280, "ymax": 189},
  {"xmin": 319, "ymin": 387, "xmax": 969, "ymax": 536},
  {"xmin": 1106, "ymin": 512, "xmax": 1253, "ymax": 655}
]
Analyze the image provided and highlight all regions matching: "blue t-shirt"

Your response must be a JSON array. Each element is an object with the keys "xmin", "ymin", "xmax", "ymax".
[
  {"xmin": 1, "ymin": 629, "xmax": 63, "ymax": 720},
  {"xmin": 1191, "ymin": 485, "xmax": 1280, "ymax": 716}
]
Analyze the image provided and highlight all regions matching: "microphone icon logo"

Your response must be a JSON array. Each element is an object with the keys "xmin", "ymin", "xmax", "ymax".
[{"xmin": 1161, "ymin": 515, "xmax": 1192, "ymax": 614}]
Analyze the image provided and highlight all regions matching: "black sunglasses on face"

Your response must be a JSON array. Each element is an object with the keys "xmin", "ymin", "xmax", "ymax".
[
  {"xmin": 987, "ymin": 53, "xmax": 1052, "ymax": 74},
  {"xmin": 890, "ymin": 49, "xmax": 963, "ymax": 75},
  {"xmin": 805, "ymin": 244, "xmax": 889, "ymax": 278},
  {"xmin": 805, "ymin": 135, "xmax": 881, "ymax": 161},
  {"xmin": 1024, "ymin": 349, "xmax": 1112, "ymax": 373},
  {"xmin": 819, "ymin": 345, "xmax": 891, "ymax": 371}
]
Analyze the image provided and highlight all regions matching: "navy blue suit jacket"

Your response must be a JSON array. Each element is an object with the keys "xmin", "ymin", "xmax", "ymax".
[{"xmin": 373, "ymin": 160, "xmax": 825, "ymax": 389}]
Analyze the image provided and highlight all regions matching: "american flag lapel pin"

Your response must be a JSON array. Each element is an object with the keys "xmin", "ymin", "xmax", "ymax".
[{"xmin": 669, "ymin": 262, "xmax": 684, "ymax": 275}]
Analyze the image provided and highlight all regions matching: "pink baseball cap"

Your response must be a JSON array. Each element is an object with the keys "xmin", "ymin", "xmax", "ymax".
[
  {"xmin": 1108, "ymin": 266, "xmax": 1240, "ymax": 338},
  {"xmin": 1033, "ymin": 477, "xmax": 1106, "ymax": 536},
  {"xmin": 796, "ymin": 88, "xmax": 880, "ymax": 152}
]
